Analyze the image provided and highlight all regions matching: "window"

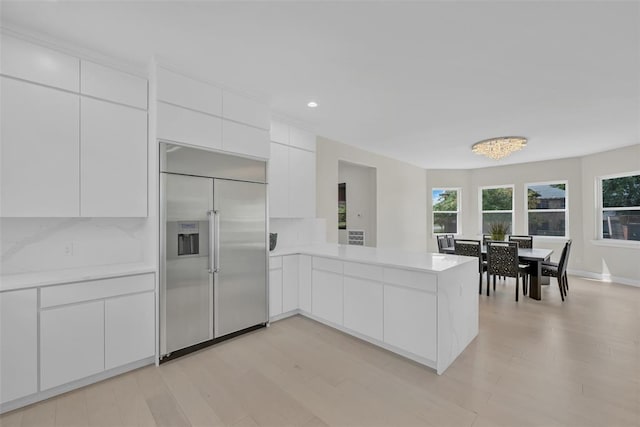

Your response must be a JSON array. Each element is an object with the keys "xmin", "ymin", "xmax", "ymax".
[
  {"xmin": 338, "ymin": 183, "xmax": 346, "ymax": 230},
  {"xmin": 480, "ymin": 185, "xmax": 513, "ymax": 235},
  {"xmin": 599, "ymin": 172, "xmax": 640, "ymax": 241},
  {"xmin": 432, "ymin": 188, "xmax": 460, "ymax": 234},
  {"xmin": 526, "ymin": 181, "xmax": 567, "ymax": 237}
]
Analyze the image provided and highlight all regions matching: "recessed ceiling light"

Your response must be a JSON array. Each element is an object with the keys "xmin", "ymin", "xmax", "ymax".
[{"xmin": 307, "ymin": 101, "xmax": 318, "ymax": 108}]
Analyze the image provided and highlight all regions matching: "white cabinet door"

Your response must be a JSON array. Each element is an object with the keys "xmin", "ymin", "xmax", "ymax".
[
  {"xmin": 81, "ymin": 97, "xmax": 148, "ymax": 217},
  {"xmin": 105, "ymin": 292, "xmax": 155, "ymax": 370},
  {"xmin": 0, "ymin": 289, "xmax": 38, "ymax": 404},
  {"xmin": 157, "ymin": 67, "xmax": 222, "ymax": 116},
  {"xmin": 269, "ymin": 120, "xmax": 289, "ymax": 144},
  {"xmin": 269, "ymin": 269, "xmax": 283, "ymax": 318},
  {"xmin": 282, "ymin": 256, "xmax": 299, "ymax": 313},
  {"xmin": 298, "ymin": 255, "xmax": 312, "ymax": 313},
  {"xmin": 383, "ymin": 285, "xmax": 437, "ymax": 361},
  {"xmin": 157, "ymin": 102, "xmax": 222, "ymax": 150},
  {"xmin": 41, "ymin": 301, "xmax": 105, "ymax": 390},
  {"xmin": 289, "ymin": 147, "xmax": 316, "ymax": 218},
  {"xmin": 268, "ymin": 142, "xmax": 289, "ymax": 218},
  {"xmin": 343, "ymin": 277, "xmax": 383, "ymax": 341},
  {"xmin": 1, "ymin": 35, "xmax": 79, "ymax": 91},
  {"xmin": 1, "ymin": 77, "xmax": 79, "ymax": 217},
  {"xmin": 222, "ymin": 119, "xmax": 269, "ymax": 159},
  {"xmin": 289, "ymin": 127, "xmax": 316, "ymax": 152},
  {"xmin": 222, "ymin": 90, "xmax": 270, "ymax": 130},
  {"xmin": 81, "ymin": 60, "xmax": 147, "ymax": 109},
  {"xmin": 312, "ymin": 270, "xmax": 343, "ymax": 325}
]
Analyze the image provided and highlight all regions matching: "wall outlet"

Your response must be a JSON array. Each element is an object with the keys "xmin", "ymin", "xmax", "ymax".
[{"xmin": 63, "ymin": 242, "xmax": 74, "ymax": 256}]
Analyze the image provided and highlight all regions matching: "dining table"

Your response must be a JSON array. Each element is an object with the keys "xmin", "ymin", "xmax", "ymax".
[{"xmin": 443, "ymin": 246, "xmax": 553, "ymax": 300}]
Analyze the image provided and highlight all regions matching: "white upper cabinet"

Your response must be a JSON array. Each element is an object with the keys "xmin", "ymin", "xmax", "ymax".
[
  {"xmin": 157, "ymin": 102, "xmax": 222, "ymax": 150},
  {"xmin": 81, "ymin": 60, "xmax": 147, "ymax": 109},
  {"xmin": 268, "ymin": 121, "xmax": 316, "ymax": 218},
  {"xmin": 81, "ymin": 98, "xmax": 148, "ymax": 217},
  {"xmin": 1, "ymin": 77, "xmax": 80, "ymax": 217},
  {"xmin": 289, "ymin": 148, "xmax": 316, "ymax": 218},
  {"xmin": 269, "ymin": 120, "xmax": 289, "ymax": 145},
  {"xmin": 290, "ymin": 127, "xmax": 316, "ymax": 152},
  {"xmin": 222, "ymin": 90, "xmax": 270, "ymax": 130},
  {"xmin": 156, "ymin": 67, "xmax": 222, "ymax": 116},
  {"xmin": 269, "ymin": 142, "xmax": 289, "ymax": 217},
  {"xmin": 222, "ymin": 120, "xmax": 269, "ymax": 159},
  {"xmin": 0, "ymin": 35, "xmax": 79, "ymax": 91}
]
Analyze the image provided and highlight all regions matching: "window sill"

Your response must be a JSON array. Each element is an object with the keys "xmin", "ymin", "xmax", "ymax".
[{"xmin": 590, "ymin": 239, "xmax": 640, "ymax": 249}]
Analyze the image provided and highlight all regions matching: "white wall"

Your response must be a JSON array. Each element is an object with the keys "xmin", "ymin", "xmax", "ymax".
[
  {"xmin": 426, "ymin": 144, "xmax": 640, "ymax": 284},
  {"xmin": 317, "ymin": 137, "xmax": 427, "ymax": 252},
  {"xmin": 0, "ymin": 218, "xmax": 149, "ymax": 275},
  {"xmin": 338, "ymin": 161, "xmax": 377, "ymax": 247}
]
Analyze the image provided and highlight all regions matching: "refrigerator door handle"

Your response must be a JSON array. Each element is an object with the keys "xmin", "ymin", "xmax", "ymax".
[
  {"xmin": 214, "ymin": 210, "xmax": 221, "ymax": 273},
  {"xmin": 208, "ymin": 210, "xmax": 215, "ymax": 274}
]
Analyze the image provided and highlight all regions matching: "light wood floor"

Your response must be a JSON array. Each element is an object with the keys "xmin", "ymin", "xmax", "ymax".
[{"xmin": 2, "ymin": 275, "xmax": 639, "ymax": 426}]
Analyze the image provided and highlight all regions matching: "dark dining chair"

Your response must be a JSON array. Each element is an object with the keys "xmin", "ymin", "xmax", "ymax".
[
  {"xmin": 541, "ymin": 240, "xmax": 572, "ymax": 301},
  {"xmin": 454, "ymin": 239, "xmax": 487, "ymax": 294},
  {"xmin": 508, "ymin": 235, "xmax": 533, "ymax": 249},
  {"xmin": 486, "ymin": 241, "xmax": 529, "ymax": 301}
]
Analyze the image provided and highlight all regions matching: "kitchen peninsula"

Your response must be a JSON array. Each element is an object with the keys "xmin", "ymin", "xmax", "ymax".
[{"xmin": 269, "ymin": 244, "xmax": 478, "ymax": 374}]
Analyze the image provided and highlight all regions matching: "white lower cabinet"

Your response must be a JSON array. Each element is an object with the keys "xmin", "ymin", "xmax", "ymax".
[
  {"xmin": 269, "ymin": 268, "xmax": 283, "ymax": 318},
  {"xmin": 105, "ymin": 292, "xmax": 154, "ymax": 370},
  {"xmin": 282, "ymin": 256, "xmax": 299, "ymax": 313},
  {"xmin": 383, "ymin": 285, "xmax": 437, "ymax": 361},
  {"xmin": 0, "ymin": 289, "xmax": 38, "ymax": 404},
  {"xmin": 298, "ymin": 255, "xmax": 312, "ymax": 313},
  {"xmin": 343, "ymin": 277, "xmax": 383, "ymax": 341},
  {"xmin": 40, "ymin": 300, "xmax": 105, "ymax": 390},
  {"xmin": 312, "ymin": 270, "xmax": 343, "ymax": 325}
]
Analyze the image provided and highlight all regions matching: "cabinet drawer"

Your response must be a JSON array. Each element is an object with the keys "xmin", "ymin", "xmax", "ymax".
[
  {"xmin": 157, "ymin": 67, "xmax": 222, "ymax": 116},
  {"xmin": 344, "ymin": 262, "xmax": 383, "ymax": 281},
  {"xmin": 270, "ymin": 256, "xmax": 283, "ymax": 270},
  {"xmin": 383, "ymin": 268, "xmax": 437, "ymax": 293},
  {"xmin": 313, "ymin": 257, "xmax": 343, "ymax": 274},
  {"xmin": 157, "ymin": 102, "xmax": 222, "ymax": 150},
  {"xmin": 1, "ymin": 35, "xmax": 79, "ymax": 91},
  {"xmin": 223, "ymin": 90, "xmax": 270, "ymax": 130},
  {"xmin": 41, "ymin": 274, "xmax": 154, "ymax": 308},
  {"xmin": 81, "ymin": 60, "xmax": 147, "ymax": 109}
]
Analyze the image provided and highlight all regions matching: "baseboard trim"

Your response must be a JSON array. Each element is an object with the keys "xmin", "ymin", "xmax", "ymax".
[
  {"xmin": 567, "ymin": 269, "xmax": 640, "ymax": 288},
  {"xmin": 0, "ymin": 357, "xmax": 154, "ymax": 415}
]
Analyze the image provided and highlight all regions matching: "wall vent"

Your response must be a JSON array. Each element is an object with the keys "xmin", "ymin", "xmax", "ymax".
[{"xmin": 347, "ymin": 229, "xmax": 365, "ymax": 246}]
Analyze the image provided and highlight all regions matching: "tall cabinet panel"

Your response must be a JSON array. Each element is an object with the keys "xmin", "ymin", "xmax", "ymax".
[
  {"xmin": 0, "ymin": 77, "xmax": 80, "ymax": 217},
  {"xmin": 289, "ymin": 148, "xmax": 316, "ymax": 218},
  {"xmin": 0, "ymin": 289, "xmax": 37, "ymax": 404},
  {"xmin": 269, "ymin": 142, "xmax": 289, "ymax": 217},
  {"xmin": 81, "ymin": 98, "xmax": 148, "ymax": 217}
]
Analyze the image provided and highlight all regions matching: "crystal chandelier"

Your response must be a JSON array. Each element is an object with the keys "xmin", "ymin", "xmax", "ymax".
[{"xmin": 471, "ymin": 137, "xmax": 527, "ymax": 160}]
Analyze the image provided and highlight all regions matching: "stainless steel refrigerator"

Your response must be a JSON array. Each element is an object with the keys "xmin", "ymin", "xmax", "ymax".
[{"xmin": 160, "ymin": 142, "xmax": 268, "ymax": 361}]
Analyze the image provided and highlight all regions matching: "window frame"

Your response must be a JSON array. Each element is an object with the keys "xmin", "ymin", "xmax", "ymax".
[
  {"xmin": 524, "ymin": 180, "xmax": 569, "ymax": 238},
  {"xmin": 597, "ymin": 170, "xmax": 640, "ymax": 243},
  {"xmin": 431, "ymin": 187, "xmax": 461, "ymax": 236},
  {"xmin": 479, "ymin": 184, "xmax": 514, "ymax": 235}
]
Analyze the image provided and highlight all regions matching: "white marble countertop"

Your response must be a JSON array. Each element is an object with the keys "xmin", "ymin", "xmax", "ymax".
[
  {"xmin": 0, "ymin": 263, "xmax": 156, "ymax": 292},
  {"xmin": 270, "ymin": 243, "xmax": 476, "ymax": 273}
]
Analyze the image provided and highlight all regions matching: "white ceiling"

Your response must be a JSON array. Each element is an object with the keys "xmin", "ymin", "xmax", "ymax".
[{"xmin": 2, "ymin": 1, "xmax": 638, "ymax": 169}]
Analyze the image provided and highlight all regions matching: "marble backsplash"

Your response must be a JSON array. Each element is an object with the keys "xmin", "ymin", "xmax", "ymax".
[
  {"xmin": 0, "ymin": 218, "xmax": 150, "ymax": 275},
  {"xmin": 269, "ymin": 218, "xmax": 326, "ymax": 250}
]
